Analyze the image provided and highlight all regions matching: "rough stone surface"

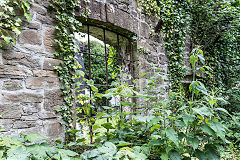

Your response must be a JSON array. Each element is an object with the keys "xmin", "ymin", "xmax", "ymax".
[
  {"xmin": 26, "ymin": 77, "xmax": 60, "ymax": 89},
  {"xmin": 2, "ymin": 91, "xmax": 44, "ymax": 103},
  {"xmin": 0, "ymin": 65, "xmax": 32, "ymax": 78},
  {"xmin": 44, "ymin": 27, "xmax": 57, "ymax": 53},
  {"xmin": 0, "ymin": 104, "xmax": 22, "ymax": 119},
  {"xmin": 2, "ymin": 51, "xmax": 41, "ymax": 69},
  {"xmin": 2, "ymin": 80, "xmax": 23, "ymax": 91},
  {"xmin": 44, "ymin": 89, "xmax": 62, "ymax": 111},
  {"xmin": 19, "ymin": 30, "xmax": 42, "ymax": 45},
  {"xmin": 0, "ymin": 0, "xmax": 169, "ymax": 140},
  {"xmin": 43, "ymin": 58, "xmax": 61, "ymax": 70}
]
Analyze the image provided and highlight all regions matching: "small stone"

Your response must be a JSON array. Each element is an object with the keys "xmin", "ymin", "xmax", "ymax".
[
  {"xmin": 106, "ymin": 3, "xmax": 115, "ymax": 23},
  {"xmin": 22, "ymin": 114, "xmax": 39, "ymax": 121},
  {"xmin": 44, "ymin": 89, "xmax": 63, "ymax": 111},
  {"xmin": 0, "ymin": 119, "xmax": 14, "ymax": 131},
  {"xmin": 26, "ymin": 77, "xmax": 60, "ymax": 89},
  {"xmin": 0, "ymin": 104, "xmax": 22, "ymax": 119},
  {"xmin": 39, "ymin": 112, "xmax": 58, "ymax": 119},
  {"xmin": 2, "ymin": 80, "xmax": 23, "ymax": 91},
  {"xmin": 36, "ymin": 14, "xmax": 54, "ymax": 25},
  {"xmin": 89, "ymin": 1, "xmax": 101, "ymax": 21},
  {"xmin": 140, "ymin": 22, "xmax": 150, "ymax": 38},
  {"xmin": 43, "ymin": 27, "xmax": 57, "ymax": 53},
  {"xmin": 33, "ymin": 70, "xmax": 57, "ymax": 77},
  {"xmin": 19, "ymin": 30, "xmax": 42, "ymax": 45},
  {"xmin": 43, "ymin": 58, "xmax": 61, "ymax": 70},
  {"xmin": 13, "ymin": 121, "xmax": 29, "ymax": 129},
  {"xmin": 2, "ymin": 51, "xmax": 41, "ymax": 69},
  {"xmin": 0, "ymin": 65, "xmax": 32, "ymax": 78},
  {"xmin": 31, "ymin": 3, "xmax": 47, "ymax": 15},
  {"xmin": 44, "ymin": 120, "xmax": 64, "ymax": 138},
  {"xmin": 2, "ymin": 91, "xmax": 43, "ymax": 103},
  {"xmin": 28, "ymin": 21, "xmax": 41, "ymax": 30},
  {"xmin": 22, "ymin": 103, "xmax": 40, "ymax": 115}
]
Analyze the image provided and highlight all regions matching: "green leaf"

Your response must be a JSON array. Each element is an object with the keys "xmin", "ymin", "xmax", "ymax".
[
  {"xmin": 117, "ymin": 141, "xmax": 131, "ymax": 147},
  {"xmin": 214, "ymin": 108, "xmax": 231, "ymax": 117},
  {"xmin": 1, "ymin": 35, "xmax": 12, "ymax": 45},
  {"xmin": 12, "ymin": 26, "xmax": 22, "ymax": 35},
  {"xmin": 205, "ymin": 144, "xmax": 220, "ymax": 160},
  {"xmin": 209, "ymin": 121, "xmax": 226, "ymax": 141},
  {"xmin": 169, "ymin": 150, "xmax": 181, "ymax": 160},
  {"xmin": 193, "ymin": 107, "xmax": 212, "ymax": 117},
  {"xmin": 187, "ymin": 137, "xmax": 199, "ymax": 150},
  {"xmin": 22, "ymin": 133, "xmax": 47, "ymax": 143},
  {"xmin": 165, "ymin": 128, "xmax": 179, "ymax": 147},
  {"xmin": 101, "ymin": 123, "xmax": 114, "ymax": 129},
  {"xmin": 183, "ymin": 114, "xmax": 195, "ymax": 125},
  {"xmin": 160, "ymin": 152, "xmax": 169, "ymax": 160},
  {"xmin": 90, "ymin": 85, "xmax": 98, "ymax": 92},
  {"xmin": 200, "ymin": 124, "xmax": 216, "ymax": 137},
  {"xmin": 24, "ymin": 12, "xmax": 32, "ymax": 21},
  {"xmin": 194, "ymin": 149, "xmax": 207, "ymax": 160}
]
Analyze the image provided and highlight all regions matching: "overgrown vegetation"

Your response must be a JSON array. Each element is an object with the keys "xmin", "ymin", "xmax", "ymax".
[
  {"xmin": 1, "ymin": 0, "xmax": 239, "ymax": 159},
  {"xmin": 0, "ymin": 0, "xmax": 32, "ymax": 48}
]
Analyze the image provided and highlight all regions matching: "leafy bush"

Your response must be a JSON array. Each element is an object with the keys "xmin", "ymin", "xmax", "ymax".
[
  {"xmin": 0, "ymin": 133, "xmax": 80, "ymax": 160},
  {"xmin": 76, "ymin": 50, "xmax": 231, "ymax": 159}
]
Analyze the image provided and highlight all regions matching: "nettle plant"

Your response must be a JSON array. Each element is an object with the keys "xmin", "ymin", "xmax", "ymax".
[{"xmin": 74, "ymin": 48, "xmax": 231, "ymax": 160}]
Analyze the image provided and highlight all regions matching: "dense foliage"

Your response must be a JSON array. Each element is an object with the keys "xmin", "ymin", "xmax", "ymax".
[
  {"xmin": 0, "ymin": 134, "xmax": 80, "ymax": 160},
  {"xmin": 139, "ymin": 0, "xmax": 240, "ymax": 156},
  {"xmin": 0, "ymin": 0, "xmax": 32, "ymax": 48},
  {"xmin": 1, "ymin": 0, "xmax": 239, "ymax": 159}
]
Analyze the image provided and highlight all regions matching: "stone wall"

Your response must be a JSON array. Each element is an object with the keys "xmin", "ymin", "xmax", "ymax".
[
  {"xmin": 0, "ymin": 0, "xmax": 168, "ymax": 139},
  {"xmin": 0, "ymin": 0, "xmax": 63, "ymax": 139}
]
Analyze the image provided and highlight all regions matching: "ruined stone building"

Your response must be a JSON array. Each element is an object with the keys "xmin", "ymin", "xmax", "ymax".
[{"xmin": 0, "ymin": 0, "xmax": 168, "ymax": 139}]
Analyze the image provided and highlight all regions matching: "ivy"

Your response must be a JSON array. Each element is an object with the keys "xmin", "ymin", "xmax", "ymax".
[
  {"xmin": 50, "ymin": 0, "xmax": 85, "ymax": 132},
  {"xmin": 0, "ymin": 0, "xmax": 33, "ymax": 48},
  {"xmin": 138, "ymin": 0, "xmax": 190, "ymax": 91}
]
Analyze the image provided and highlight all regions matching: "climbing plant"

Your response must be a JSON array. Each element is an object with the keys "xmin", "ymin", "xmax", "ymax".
[
  {"xmin": 50, "ymin": 0, "xmax": 87, "ymax": 133},
  {"xmin": 0, "ymin": 0, "xmax": 32, "ymax": 48},
  {"xmin": 138, "ymin": 0, "xmax": 240, "ymax": 156}
]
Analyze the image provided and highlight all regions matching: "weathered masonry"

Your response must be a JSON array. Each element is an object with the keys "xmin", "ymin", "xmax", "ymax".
[{"xmin": 0, "ymin": 0, "xmax": 168, "ymax": 139}]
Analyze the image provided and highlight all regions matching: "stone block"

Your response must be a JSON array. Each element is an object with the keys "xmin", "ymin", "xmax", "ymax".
[
  {"xmin": 33, "ymin": 70, "xmax": 57, "ymax": 77},
  {"xmin": 2, "ymin": 91, "xmax": 43, "ymax": 103},
  {"xmin": 43, "ymin": 58, "xmax": 61, "ymax": 70},
  {"xmin": 39, "ymin": 111, "xmax": 58, "ymax": 119},
  {"xmin": 36, "ymin": 13, "xmax": 54, "ymax": 25},
  {"xmin": 13, "ymin": 121, "xmax": 29, "ymax": 129},
  {"xmin": 115, "ymin": 9, "xmax": 134, "ymax": 32},
  {"xmin": 0, "ymin": 119, "xmax": 14, "ymax": 131},
  {"xmin": 89, "ymin": 1, "xmax": 101, "ymax": 21},
  {"xmin": 2, "ymin": 51, "xmax": 41, "ymax": 69},
  {"xmin": 44, "ymin": 89, "xmax": 62, "ymax": 111},
  {"xmin": 19, "ymin": 30, "xmax": 42, "ymax": 45},
  {"xmin": 22, "ymin": 114, "xmax": 39, "ymax": 121},
  {"xmin": 140, "ymin": 22, "xmax": 150, "ymax": 38},
  {"xmin": 34, "ymin": 0, "xmax": 51, "ymax": 7},
  {"xmin": 119, "ymin": 0, "xmax": 130, "ymax": 4},
  {"xmin": 31, "ymin": 3, "xmax": 47, "ymax": 15},
  {"xmin": 2, "ymin": 80, "xmax": 23, "ymax": 91},
  {"xmin": 0, "ymin": 65, "xmax": 32, "ymax": 78},
  {"xmin": 28, "ymin": 21, "xmax": 41, "ymax": 30},
  {"xmin": 26, "ymin": 77, "xmax": 60, "ymax": 89},
  {"xmin": 0, "ymin": 104, "xmax": 22, "ymax": 119},
  {"xmin": 106, "ymin": 3, "xmax": 115, "ymax": 24},
  {"xmin": 44, "ymin": 119, "xmax": 64, "ymax": 138},
  {"xmin": 22, "ymin": 103, "xmax": 40, "ymax": 115},
  {"xmin": 43, "ymin": 27, "xmax": 57, "ymax": 53}
]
